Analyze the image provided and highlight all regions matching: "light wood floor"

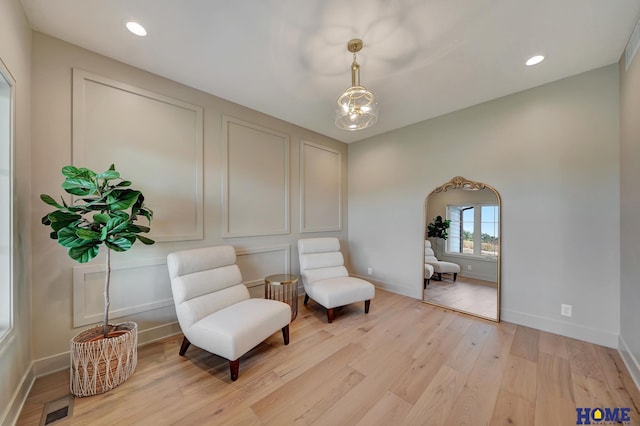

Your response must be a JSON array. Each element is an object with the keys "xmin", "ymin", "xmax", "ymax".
[
  {"xmin": 17, "ymin": 289, "xmax": 640, "ymax": 425},
  {"xmin": 425, "ymin": 276, "xmax": 498, "ymax": 320}
]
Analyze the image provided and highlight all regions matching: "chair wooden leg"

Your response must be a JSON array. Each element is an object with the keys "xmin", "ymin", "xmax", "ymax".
[
  {"xmin": 229, "ymin": 359, "xmax": 240, "ymax": 381},
  {"xmin": 327, "ymin": 308, "xmax": 334, "ymax": 323},
  {"xmin": 282, "ymin": 325, "xmax": 290, "ymax": 345},
  {"xmin": 179, "ymin": 337, "xmax": 191, "ymax": 356},
  {"xmin": 304, "ymin": 294, "xmax": 309, "ymax": 305},
  {"xmin": 453, "ymin": 273, "xmax": 458, "ymax": 281},
  {"xmin": 364, "ymin": 300, "xmax": 371, "ymax": 314}
]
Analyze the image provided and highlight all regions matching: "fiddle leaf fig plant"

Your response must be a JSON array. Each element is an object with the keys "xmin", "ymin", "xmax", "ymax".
[
  {"xmin": 427, "ymin": 215, "xmax": 450, "ymax": 256},
  {"xmin": 427, "ymin": 215, "xmax": 450, "ymax": 240},
  {"xmin": 41, "ymin": 164, "xmax": 154, "ymax": 337}
]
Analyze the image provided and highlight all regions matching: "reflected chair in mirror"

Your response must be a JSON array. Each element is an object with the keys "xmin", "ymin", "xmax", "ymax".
[
  {"xmin": 167, "ymin": 245, "xmax": 291, "ymax": 381},
  {"xmin": 424, "ymin": 240, "xmax": 460, "ymax": 282},
  {"xmin": 424, "ymin": 263, "xmax": 434, "ymax": 289},
  {"xmin": 298, "ymin": 237, "xmax": 375, "ymax": 323}
]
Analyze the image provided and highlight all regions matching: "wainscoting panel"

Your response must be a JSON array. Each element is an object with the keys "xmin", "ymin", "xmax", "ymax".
[
  {"xmin": 72, "ymin": 69, "xmax": 204, "ymax": 242},
  {"xmin": 72, "ymin": 257, "xmax": 173, "ymax": 328},
  {"xmin": 300, "ymin": 141, "xmax": 342, "ymax": 232},
  {"xmin": 222, "ymin": 117, "xmax": 289, "ymax": 237},
  {"xmin": 235, "ymin": 245, "xmax": 290, "ymax": 297}
]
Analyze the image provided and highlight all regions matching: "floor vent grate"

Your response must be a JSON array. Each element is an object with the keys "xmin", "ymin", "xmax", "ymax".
[{"xmin": 40, "ymin": 395, "xmax": 73, "ymax": 425}]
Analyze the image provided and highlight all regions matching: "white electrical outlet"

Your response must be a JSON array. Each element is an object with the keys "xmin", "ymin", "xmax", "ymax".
[
  {"xmin": 561, "ymin": 304, "xmax": 572, "ymax": 317},
  {"xmin": 467, "ymin": 264, "xmax": 472, "ymax": 271},
  {"xmin": 367, "ymin": 267, "xmax": 372, "ymax": 275}
]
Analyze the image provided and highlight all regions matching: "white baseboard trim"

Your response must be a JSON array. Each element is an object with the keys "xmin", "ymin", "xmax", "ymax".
[
  {"xmin": 33, "ymin": 321, "xmax": 181, "ymax": 378},
  {"xmin": 138, "ymin": 322, "xmax": 181, "ymax": 346},
  {"xmin": 1, "ymin": 362, "xmax": 35, "ymax": 426},
  {"xmin": 352, "ymin": 275, "xmax": 421, "ymax": 300},
  {"xmin": 619, "ymin": 336, "xmax": 640, "ymax": 392},
  {"xmin": 501, "ymin": 308, "xmax": 618, "ymax": 348}
]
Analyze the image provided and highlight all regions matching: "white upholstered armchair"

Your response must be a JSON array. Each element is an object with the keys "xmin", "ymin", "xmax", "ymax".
[
  {"xmin": 424, "ymin": 240, "xmax": 460, "ymax": 282},
  {"xmin": 298, "ymin": 237, "xmax": 375, "ymax": 323},
  {"xmin": 167, "ymin": 245, "xmax": 291, "ymax": 381}
]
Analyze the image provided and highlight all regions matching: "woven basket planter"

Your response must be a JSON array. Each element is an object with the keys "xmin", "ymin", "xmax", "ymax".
[{"xmin": 70, "ymin": 321, "xmax": 138, "ymax": 397}]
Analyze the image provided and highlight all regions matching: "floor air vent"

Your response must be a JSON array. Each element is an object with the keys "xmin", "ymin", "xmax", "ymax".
[{"xmin": 40, "ymin": 395, "xmax": 73, "ymax": 425}]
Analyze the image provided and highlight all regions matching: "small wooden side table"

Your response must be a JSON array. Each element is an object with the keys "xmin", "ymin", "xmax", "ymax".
[{"xmin": 264, "ymin": 274, "xmax": 299, "ymax": 321}]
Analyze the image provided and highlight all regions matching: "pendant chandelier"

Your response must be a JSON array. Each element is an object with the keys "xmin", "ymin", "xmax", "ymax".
[{"xmin": 335, "ymin": 39, "xmax": 378, "ymax": 131}]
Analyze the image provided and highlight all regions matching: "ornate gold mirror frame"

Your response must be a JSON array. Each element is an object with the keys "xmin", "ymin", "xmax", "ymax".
[{"xmin": 422, "ymin": 176, "xmax": 501, "ymax": 322}]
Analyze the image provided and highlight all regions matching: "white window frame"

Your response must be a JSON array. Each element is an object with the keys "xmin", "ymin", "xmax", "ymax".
[
  {"xmin": 0, "ymin": 58, "xmax": 15, "ymax": 351},
  {"xmin": 446, "ymin": 202, "xmax": 499, "ymax": 260}
]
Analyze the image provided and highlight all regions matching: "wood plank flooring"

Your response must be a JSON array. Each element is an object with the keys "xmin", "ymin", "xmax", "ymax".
[
  {"xmin": 425, "ymin": 276, "xmax": 498, "ymax": 320},
  {"xmin": 16, "ymin": 289, "xmax": 640, "ymax": 425}
]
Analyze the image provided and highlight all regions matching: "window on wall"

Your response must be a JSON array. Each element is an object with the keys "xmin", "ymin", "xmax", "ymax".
[
  {"xmin": 447, "ymin": 203, "xmax": 499, "ymax": 258},
  {"xmin": 0, "ymin": 60, "xmax": 14, "ymax": 344}
]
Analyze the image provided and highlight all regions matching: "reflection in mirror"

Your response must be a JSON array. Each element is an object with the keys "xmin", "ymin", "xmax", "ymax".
[{"xmin": 423, "ymin": 176, "xmax": 501, "ymax": 321}]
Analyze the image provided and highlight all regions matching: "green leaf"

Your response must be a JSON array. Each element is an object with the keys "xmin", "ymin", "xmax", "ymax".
[
  {"xmin": 57, "ymin": 227, "xmax": 93, "ymax": 248},
  {"xmin": 96, "ymin": 170, "xmax": 120, "ymax": 180},
  {"xmin": 105, "ymin": 237, "xmax": 133, "ymax": 252},
  {"xmin": 108, "ymin": 190, "xmax": 141, "ymax": 211},
  {"xmin": 68, "ymin": 243, "xmax": 101, "ymax": 263},
  {"xmin": 62, "ymin": 177, "xmax": 98, "ymax": 196},
  {"xmin": 46, "ymin": 211, "xmax": 81, "ymax": 229},
  {"xmin": 61, "ymin": 165, "xmax": 80, "ymax": 178},
  {"xmin": 76, "ymin": 228, "xmax": 101, "ymax": 240},
  {"xmin": 93, "ymin": 213, "xmax": 110, "ymax": 224},
  {"xmin": 136, "ymin": 235, "xmax": 155, "ymax": 245},
  {"xmin": 104, "ymin": 216, "xmax": 129, "ymax": 235},
  {"xmin": 129, "ymin": 224, "xmax": 150, "ymax": 233},
  {"xmin": 116, "ymin": 181, "xmax": 132, "ymax": 187},
  {"xmin": 40, "ymin": 194, "xmax": 63, "ymax": 208},
  {"xmin": 61, "ymin": 166, "xmax": 96, "ymax": 181}
]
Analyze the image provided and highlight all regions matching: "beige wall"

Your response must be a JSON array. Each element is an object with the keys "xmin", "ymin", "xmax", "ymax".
[
  {"xmin": 30, "ymin": 33, "xmax": 348, "ymax": 373},
  {"xmin": 619, "ymin": 46, "xmax": 640, "ymax": 386},
  {"xmin": 0, "ymin": 0, "xmax": 32, "ymax": 424},
  {"xmin": 349, "ymin": 65, "xmax": 620, "ymax": 347}
]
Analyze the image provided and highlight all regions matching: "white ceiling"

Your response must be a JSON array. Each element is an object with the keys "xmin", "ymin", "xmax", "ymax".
[{"xmin": 19, "ymin": 0, "xmax": 640, "ymax": 143}]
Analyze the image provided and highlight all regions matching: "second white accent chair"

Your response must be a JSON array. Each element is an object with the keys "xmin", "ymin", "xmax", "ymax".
[
  {"xmin": 167, "ymin": 245, "xmax": 291, "ymax": 381},
  {"xmin": 298, "ymin": 237, "xmax": 375, "ymax": 323},
  {"xmin": 424, "ymin": 240, "xmax": 460, "ymax": 283}
]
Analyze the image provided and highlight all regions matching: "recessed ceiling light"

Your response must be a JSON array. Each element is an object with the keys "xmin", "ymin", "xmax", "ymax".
[
  {"xmin": 525, "ymin": 55, "xmax": 545, "ymax": 66},
  {"xmin": 125, "ymin": 21, "xmax": 147, "ymax": 37}
]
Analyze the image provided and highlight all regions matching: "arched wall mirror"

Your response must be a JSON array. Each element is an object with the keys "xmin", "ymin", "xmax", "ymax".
[{"xmin": 422, "ymin": 176, "xmax": 501, "ymax": 321}]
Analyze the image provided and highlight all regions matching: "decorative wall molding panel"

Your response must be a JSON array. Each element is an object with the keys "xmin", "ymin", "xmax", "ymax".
[
  {"xmin": 72, "ymin": 69, "xmax": 204, "ymax": 242},
  {"xmin": 300, "ymin": 141, "xmax": 342, "ymax": 232},
  {"xmin": 235, "ymin": 245, "xmax": 290, "ymax": 288},
  {"xmin": 222, "ymin": 116, "xmax": 290, "ymax": 237},
  {"xmin": 72, "ymin": 257, "xmax": 173, "ymax": 327}
]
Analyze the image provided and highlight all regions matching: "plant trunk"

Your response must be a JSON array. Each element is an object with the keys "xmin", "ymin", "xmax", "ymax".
[{"xmin": 103, "ymin": 248, "xmax": 111, "ymax": 338}]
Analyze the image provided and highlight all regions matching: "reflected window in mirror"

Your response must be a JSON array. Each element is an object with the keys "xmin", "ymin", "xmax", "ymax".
[{"xmin": 447, "ymin": 203, "xmax": 499, "ymax": 258}]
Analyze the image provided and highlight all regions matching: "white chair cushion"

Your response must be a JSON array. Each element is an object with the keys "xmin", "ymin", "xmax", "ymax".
[
  {"xmin": 168, "ymin": 245, "xmax": 237, "ymax": 278},
  {"xmin": 187, "ymin": 298, "xmax": 291, "ymax": 361},
  {"xmin": 174, "ymin": 284, "xmax": 249, "ymax": 331},
  {"xmin": 424, "ymin": 263, "xmax": 434, "ymax": 278},
  {"xmin": 426, "ymin": 260, "xmax": 461, "ymax": 274},
  {"xmin": 304, "ymin": 276, "xmax": 375, "ymax": 309},
  {"xmin": 298, "ymin": 237, "xmax": 341, "ymax": 254}
]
